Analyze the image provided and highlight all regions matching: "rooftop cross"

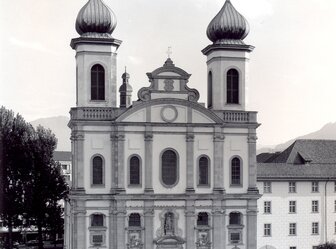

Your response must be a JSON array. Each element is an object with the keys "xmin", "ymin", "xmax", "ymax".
[{"xmin": 167, "ymin": 46, "xmax": 172, "ymax": 58}]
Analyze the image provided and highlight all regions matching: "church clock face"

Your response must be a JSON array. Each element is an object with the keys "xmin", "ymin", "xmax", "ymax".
[{"xmin": 160, "ymin": 105, "xmax": 178, "ymax": 123}]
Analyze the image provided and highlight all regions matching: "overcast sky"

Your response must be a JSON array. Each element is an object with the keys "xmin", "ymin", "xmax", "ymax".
[{"xmin": 1, "ymin": 0, "xmax": 336, "ymax": 147}]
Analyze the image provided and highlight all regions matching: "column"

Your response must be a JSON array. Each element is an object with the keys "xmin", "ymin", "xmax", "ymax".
[
  {"xmin": 71, "ymin": 130, "xmax": 85, "ymax": 191},
  {"xmin": 116, "ymin": 200, "xmax": 126, "ymax": 249},
  {"xmin": 144, "ymin": 126, "xmax": 154, "ymax": 193},
  {"xmin": 185, "ymin": 200, "xmax": 195, "ymax": 249},
  {"xmin": 213, "ymin": 127, "xmax": 225, "ymax": 193},
  {"xmin": 247, "ymin": 129, "xmax": 258, "ymax": 193},
  {"xmin": 144, "ymin": 200, "xmax": 154, "ymax": 249},
  {"xmin": 186, "ymin": 127, "xmax": 195, "ymax": 192},
  {"xmin": 74, "ymin": 200, "xmax": 86, "ymax": 249},
  {"xmin": 246, "ymin": 200, "xmax": 258, "ymax": 249},
  {"xmin": 212, "ymin": 200, "xmax": 224, "ymax": 248}
]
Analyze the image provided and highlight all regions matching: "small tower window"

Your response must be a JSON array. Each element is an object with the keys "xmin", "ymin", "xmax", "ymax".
[
  {"xmin": 198, "ymin": 156, "xmax": 209, "ymax": 185},
  {"xmin": 227, "ymin": 69, "xmax": 239, "ymax": 104},
  {"xmin": 231, "ymin": 157, "xmax": 241, "ymax": 185},
  {"xmin": 197, "ymin": 212, "xmax": 209, "ymax": 226},
  {"xmin": 129, "ymin": 156, "xmax": 140, "ymax": 185},
  {"xmin": 161, "ymin": 150, "xmax": 178, "ymax": 186},
  {"xmin": 91, "ymin": 64, "xmax": 105, "ymax": 100},
  {"xmin": 208, "ymin": 71, "xmax": 213, "ymax": 108},
  {"xmin": 92, "ymin": 156, "xmax": 104, "ymax": 185},
  {"xmin": 128, "ymin": 213, "xmax": 141, "ymax": 227}
]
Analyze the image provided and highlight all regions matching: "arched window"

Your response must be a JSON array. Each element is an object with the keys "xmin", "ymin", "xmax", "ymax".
[
  {"xmin": 91, "ymin": 214, "xmax": 104, "ymax": 227},
  {"xmin": 161, "ymin": 150, "xmax": 178, "ymax": 186},
  {"xmin": 208, "ymin": 71, "xmax": 213, "ymax": 108},
  {"xmin": 198, "ymin": 156, "xmax": 209, "ymax": 185},
  {"xmin": 197, "ymin": 212, "xmax": 209, "ymax": 226},
  {"xmin": 227, "ymin": 69, "xmax": 239, "ymax": 104},
  {"xmin": 92, "ymin": 156, "xmax": 103, "ymax": 185},
  {"xmin": 231, "ymin": 157, "xmax": 241, "ymax": 185},
  {"xmin": 128, "ymin": 213, "xmax": 141, "ymax": 227},
  {"xmin": 229, "ymin": 212, "xmax": 242, "ymax": 225},
  {"xmin": 91, "ymin": 64, "xmax": 105, "ymax": 100},
  {"xmin": 129, "ymin": 156, "xmax": 140, "ymax": 185}
]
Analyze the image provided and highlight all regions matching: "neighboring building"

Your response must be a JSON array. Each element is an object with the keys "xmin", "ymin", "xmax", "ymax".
[
  {"xmin": 66, "ymin": 0, "xmax": 260, "ymax": 249},
  {"xmin": 54, "ymin": 151, "xmax": 72, "ymax": 182},
  {"xmin": 257, "ymin": 139, "xmax": 336, "ymax": 249}
]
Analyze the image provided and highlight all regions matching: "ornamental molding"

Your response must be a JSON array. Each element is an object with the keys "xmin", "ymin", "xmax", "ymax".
[
  {"xmin": 144, "ymin": 134, "xmax": 153, "ymax": 141},
  {"xmin": 247, "ymin": 134, "xmax": 258, "ymax": 143},
  {"xmin": 213, "ymin": 134, "xmax": 225, "ymax": 142},
  {"xmin": 160, "ymin": 105, "xmax": 178, "ymax": 123},
  {"xmin": 186, "ymin": 133, "xmax": 195, "ymax": 142}
]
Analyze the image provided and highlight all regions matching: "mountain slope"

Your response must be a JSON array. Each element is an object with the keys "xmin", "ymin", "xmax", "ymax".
[{"xmin": 30, "ymin": 116, "xmax": 71, "ymax": 151}]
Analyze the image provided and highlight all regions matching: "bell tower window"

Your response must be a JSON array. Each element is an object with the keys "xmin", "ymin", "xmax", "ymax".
[
  {"xmin": 207, "ymin": 71, "xmax": 213, "ymax": 108},
  {"xmin": 227, "ymin": 69, "xmax": 239, "ymax": 104},
  {"xmin": 91, "ymin": 64, "xmax": 105, "ymax": 100}
]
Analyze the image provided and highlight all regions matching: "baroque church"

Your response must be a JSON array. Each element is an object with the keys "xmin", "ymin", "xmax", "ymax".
[{"xmin": 65, "ymin": 0, "xmax": 260, "ymax": 248}]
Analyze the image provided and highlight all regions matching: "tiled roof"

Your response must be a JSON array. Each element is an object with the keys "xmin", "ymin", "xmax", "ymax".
[
  {"xmin": 257, "ymin": 139, "xmax": 336, "ymax": 180},
  {"xmin": 53, "ymin": 151, "xmax": 71, "ymax": 162}
]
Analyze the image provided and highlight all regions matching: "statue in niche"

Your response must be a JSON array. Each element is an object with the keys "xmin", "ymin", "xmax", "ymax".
[{"xmin": 164, "ymin": 212, "xmax": 174, "ymax": 235}]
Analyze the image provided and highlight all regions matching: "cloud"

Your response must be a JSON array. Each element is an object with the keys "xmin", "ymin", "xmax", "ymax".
[
  {"xmin": 9, "ymin": 37, "xmax": 57, "ymax": 55},
  {"xmin": 128, "ymin": 56, "xmax": 144, "ymax": 65}
]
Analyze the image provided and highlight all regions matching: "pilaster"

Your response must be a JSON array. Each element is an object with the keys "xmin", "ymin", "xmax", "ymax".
[
  {"xmin": 110, "ymin": 133, "xmax": 117, "ymax": 193},
  {"xmin": 73, "ymin": 200, "xmax": 86, "ymax": 249},
  {"xmin": 109, "ymin": 201, "xmax": 117, "ymax": 249},
  {"xmin": 246, "ymin": 200, "xmax": 258, "ymax": 249},
  {"xmin": 144, "ymin": 126, "xmax": 154, "ymax": 193},
  {"xmin": 185, "ymin": 200, "xmax": 196, "ymax": 249},
  {"xmin": 112, "ymin": 127, "xmax": 125, "ymax": 193},
  {"xmin": 247, "ymin": 129, "xmax": 258, "ymax": 193},
  {"xmin": 71, "ymin": 130, "xmax": 85, "ymax": 192},
  {"xmin": 212, "ymin": 200, "xmax": 224, "ymax": 248},
  {"xmin": 144, "ymin": 200, "xmax": 154, "ymax": 249},
  {"xmin": 186, "ymin": 128, "xmax": 195, "ymax": 192},
  {"xmin": 116, "ymin": 200, "xmax": 127, "ymax": 249},
  {"xmin": 213, "ymin": 127, "xmax": 225, "ymax": 193}
]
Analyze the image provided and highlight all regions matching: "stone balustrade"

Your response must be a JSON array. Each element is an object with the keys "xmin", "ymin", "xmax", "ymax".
[
  {"xmin": 222, "ymin": 111, "xmax": 257, "ymax": 123},
  {"xmin": 70, "ymin": 107, "xmax": 119, "ymax": 121}
]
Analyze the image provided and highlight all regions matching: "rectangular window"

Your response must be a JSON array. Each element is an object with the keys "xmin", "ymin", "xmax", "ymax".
[
  {"xmin": 313, "ymin": 247, "xmax": 318, "ymax": 249},
  {"xmin": 312, "ymin": 181, "xmax": 319, "ymax": 192},
  {"xmin": 334, "ymin": 200, "xmax": 336, "ymax": 212},
  {"xmin": 230, "ymin": 232, "xmax": 241, "ymax": 244},
  {"xmin": 264, "ymin": 201, "xmax": 271, "ymax": 214},
  {"xmin": 312, "ymin": 200, "xmax": 319, "ymax": 213},
  {"xmin": 334, "ymin": 181, "xmax": 336, "ymax": 192},
  {"xmin": 263, "ymin": 182, "xmax": 272, "ymax": 193},
  {"xmin": 289, "ymin": 201, "xmax": 296, "ymax": 213},
  {"xmin": 289, "ymin": 223, "xmax": 296, "ymax": 235},
  {"xmin": 312, "ymin": 222, "xmax": 319, "ymax": 235},
  {"xmin": 264, "ymin": 224, "xmax": 271, "ymax": 236},
  {"xmin": 290, "ymin": 247, "xmax": 297, "ymax": 249},
  {"xmin": 289, "ymin": 182, "xmax": 296, "ymax": 193},
  {"xmin": 334, "ymin": 221, "xmax": 336, "ymax": 234}
]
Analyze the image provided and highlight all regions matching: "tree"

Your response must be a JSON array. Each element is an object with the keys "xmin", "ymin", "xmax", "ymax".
[
  {"xmin": 0, "ymin": 107, "xmax": 34, "ymax": 249},
  {"xmin": 0, "ymin": 107, "xmax": 68, "ymax": 249},
  {"xmin": 318, "ymin": 242, "xmax": 336, "ymax": 249},
  {"xmin": 26, "ymin": 126, "xmax": 68, "ymax": 249}
]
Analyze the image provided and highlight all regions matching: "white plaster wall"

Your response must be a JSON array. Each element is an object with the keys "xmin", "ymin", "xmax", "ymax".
[
  {"xmin": 192, "ymin": 109, "xmax": 216, "ymax": 123},
  {"xmin": 224, "ymin": 135, "xmax": 248, "ymax": 193},
  {"xmin": 257, "ymin": 181, "xmax": 336, "ymax": 249},
  {"xmin": 151, "ymin": 105, "xmax": 188, "ymax": 123},
  {"xmin": 84, "ymin": 132, "xmax": 112, "ymax": 194},
  {"xmin": 152, "ymin": 134, "xmax": 186, "ymax": 194}
]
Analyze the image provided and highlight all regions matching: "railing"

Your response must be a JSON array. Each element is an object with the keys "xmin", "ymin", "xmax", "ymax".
[
  {"xmin": 70, "ymin": 107, "xmax": 118, "ymax": 120},
  {"xmin": 222, "ymin": 111, "xmax": 257, "ymax": 123}
]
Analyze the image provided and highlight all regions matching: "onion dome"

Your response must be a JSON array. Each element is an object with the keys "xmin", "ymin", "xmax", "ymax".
[
  {"xmin": 119, "ymin": 68, "xmax": 133, "ymax": 93},
  {"xmin": 206, "ymin": 0, "xmax": 249, "ymax": 43},
  {"xmin": 75, "ymin": 0, "xmax": 117, "ymax": 37}
]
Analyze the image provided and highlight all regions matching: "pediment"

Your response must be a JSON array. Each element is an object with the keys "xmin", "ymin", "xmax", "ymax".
[{"xmin": 117, "ymin": 99, "xmax": 222, "ymax": 124}]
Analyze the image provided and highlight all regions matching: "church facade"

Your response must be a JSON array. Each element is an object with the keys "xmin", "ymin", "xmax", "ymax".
[{"xmin": 65, "ymin": 0, "xmax": 260, "ymax": 249}]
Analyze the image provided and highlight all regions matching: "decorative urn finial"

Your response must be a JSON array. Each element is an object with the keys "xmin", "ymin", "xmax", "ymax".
[
  {"xmin": 75, "ymin": 0, "xmax": 117, "ymax": 37},
  {"xmin": 206, "ymin": 0, "xmax": 249, "ymax": 44}
]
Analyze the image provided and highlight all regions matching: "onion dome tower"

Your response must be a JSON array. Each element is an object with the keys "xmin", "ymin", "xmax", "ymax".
[
  {"xmin": 70, "ymin": 0, "xmax": 122, "ymax": 108},
  {"xmin": 119, "ymin": 68, "xmax": 133, "ymax": 108},
  {"xmin": 202, "ymin": 0, "xmax": 254, "ymax": 111}
]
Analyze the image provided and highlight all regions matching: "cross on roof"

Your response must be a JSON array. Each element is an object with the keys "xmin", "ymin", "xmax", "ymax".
[{"xmin": 167, "ymin": 46, "xmax": 172, "ymax": 58}]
